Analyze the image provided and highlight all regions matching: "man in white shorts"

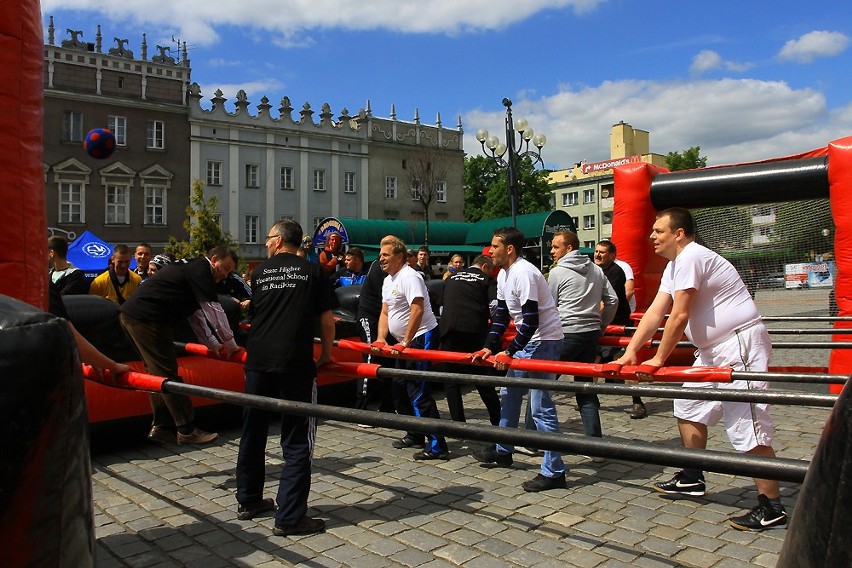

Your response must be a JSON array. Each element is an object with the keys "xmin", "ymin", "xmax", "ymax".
[{"xmin": 615, "ymin": 207, "xmax": 786, "ymax": 532}]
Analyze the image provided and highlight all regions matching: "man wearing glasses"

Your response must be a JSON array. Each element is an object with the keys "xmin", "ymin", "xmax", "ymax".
[{"xmin": 235, "ymin": 220, "xmax": 337, "ymax": 537}]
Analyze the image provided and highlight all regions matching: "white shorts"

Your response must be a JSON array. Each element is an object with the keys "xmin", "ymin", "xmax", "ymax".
[{"xmin": 673, "ymin": 322, "xmax": 774, "ymax": 452}]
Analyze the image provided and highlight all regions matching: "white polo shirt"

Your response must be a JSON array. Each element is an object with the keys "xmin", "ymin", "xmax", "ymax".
[{"xmin": 382, "ymin": 264, "xmax": 438, "ymax": 341}]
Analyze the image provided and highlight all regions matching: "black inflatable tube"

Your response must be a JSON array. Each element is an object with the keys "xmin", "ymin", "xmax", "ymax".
[{"xmin": 650, "ymin": 157, "xmax": 829, "ymax": 209}]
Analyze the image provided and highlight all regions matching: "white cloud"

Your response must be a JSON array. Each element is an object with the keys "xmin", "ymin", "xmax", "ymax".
[
  {"xmin": 465, "ymin": 78, "xmax": 851, "ymax": 169},
  {"xmin": 42, "ymin": 0, "xmax": 605, "ymax": 46},
  {"xmin": 778, "ymin": 30, "xmax": 849, "ymax": 63},
  {"xmin": 691, "ymin": 50, "xmax": 753, "ymax": 74},
  {"xmin": 207, "ymin": 58, "xmax": 243, "ymax": 67}
]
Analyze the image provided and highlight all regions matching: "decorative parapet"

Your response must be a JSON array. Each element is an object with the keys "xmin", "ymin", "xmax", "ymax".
[
  {"xmin": 46, "ymin": 18, "xmax": 189, "ymax": 67},
  {"xmin": 187, "ymin": 85, "xmax": 464, "ymax": 148},
  {"xmin": 187, "ymin": 83, "xmax": 365, "ymax": 138}
]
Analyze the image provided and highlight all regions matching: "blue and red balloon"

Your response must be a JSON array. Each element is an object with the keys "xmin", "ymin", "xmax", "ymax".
[{"xmin": 83, "ymin": 128, "xmax": 116, "ymax": 159}]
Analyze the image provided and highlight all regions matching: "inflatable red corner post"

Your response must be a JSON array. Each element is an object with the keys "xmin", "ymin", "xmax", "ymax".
[
  {"xmin": 0, "ymin": 4, "xmax": 95, "ymax": 567},
  {"xmin": 828, "ymin": 137, "xmax": 852, "ymax": 394},
  {"xmin": 611, "ymin": 162, "xmax": 670, "ymax": 311},
  {"xmin": 0, "ymin": 1, "xmax": 47, "ymax": 309}
]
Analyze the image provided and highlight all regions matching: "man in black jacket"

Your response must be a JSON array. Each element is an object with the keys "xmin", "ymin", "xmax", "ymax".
[
  {"xmin": 48, "ymin": 236, "xmax": 88, "ymax": 295},
  {"xmin": 438, "ymin": 255, "xmax": 501, "ymax": 425}
]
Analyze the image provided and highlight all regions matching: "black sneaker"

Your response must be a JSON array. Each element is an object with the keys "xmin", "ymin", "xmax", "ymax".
[
  {"xmin": 391, "ymin": 436, "xmax": 423, "ymax": 449},
  {"xmin": 522, "ymin": 473, "xmax": 567, "ymax": 492},
  {"xmin": 413, "ymin": 449, "xmax": 450, "ymax": 461},
  {"xmin": 653, "ymin": 471, "xmax": 706, "ymax": 496},
  {"xmin": 472, "ymin": 446, "xmax": 513, "ymax": 467},
  {"xmin": 728, "ymin": 494, "xmax": 788, "ymax": 531},
  {"xmin": 273, "ymin": 516, "xmax": 326, "ymax": 536},
  {"xmin": 237, "ymin": 498, "xmax": 275, "ymax": 520}
]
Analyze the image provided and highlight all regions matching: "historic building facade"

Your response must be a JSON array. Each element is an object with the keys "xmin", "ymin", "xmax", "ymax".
[
  {"xmin": 43, "ymin": 18, "xmax": 191, "ymax": 250},
  {"xmin": 189, "ymin": 92, "xmax": 465, "ymax": 261}
]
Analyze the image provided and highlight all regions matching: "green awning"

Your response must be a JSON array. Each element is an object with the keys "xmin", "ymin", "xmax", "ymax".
[
  {"xmin": 464, "ymin": 210, "xmax": 577, "ymax": 244},
  {"xmin": 333, "ymin": 218, "xmax": 470, "ymax": 249}
]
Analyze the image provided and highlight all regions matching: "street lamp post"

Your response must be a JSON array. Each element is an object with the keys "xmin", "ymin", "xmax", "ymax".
[{"xmin": 475, "ymin": 98, "xmax": 547, "ymax": 228}]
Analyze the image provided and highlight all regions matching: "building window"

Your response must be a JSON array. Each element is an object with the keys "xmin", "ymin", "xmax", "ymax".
[
  {"xmin": 59, "ymin": 182, "xmax": 83, "ymax": 223},
  {"xmin": 385, "ymin": 176, "xmax": 397, "ymax": 199},
  {"xmin": 313, "ymin": 169, "xmax": 326, "ymax": 191},
  {"xmin": 583, "ymin": 189, "xmax": 595, "ymax": 204},
  {"xmin": 245, "ymin": 164, "xmax": 259, "ymax": 188},
  {"xmin": 63, "ymin": 111, "xmax": 83, "ymax": 142},
  {"xmin": 563, "ymin": 192, "xmax": 578, "ymax": 206},
  {"xmin": 436, "ymin": 181, "xmax": 447, "ymax": 203},
  {"xmin": 584, "ymin": 240, "xmax": 596, "ymax": 249},
  {"xmin": 212, "ymin": 213, "xmax": 222, "ymax": 228},
  {"xmin": 107, "ymin": 115, "xmax": 126, "ymax": 146},
  {"xmin": 411, "ymin": 179, "xmax": 421, "ymax": 201},
  {"xmin": 313, "ymin": 216, "xmax": 324, "ymax": 229},
  {"xmin": 146, "ymin": 120, "xmax": 164, "ymax": 149},
  {"xmin": 206, "ymin": 161, "xmax": 222, "ymax": 186},
  {"xmin": 105, "ymin": 185, "xmax": 129, "ymax": 224},
  {"xmin": 583, "ymin": 214, "xmax": 596, "ymax": 230},
  {"xmin": 144, "ymin": 186, "xmax": 166, "ymax": 225},
  {"xmin": 280, "ymin": 166, "xmax": 294, "ymax": 190},
  {"xmin": 602, "ymin": 211, "xmax": 613, "ymax": 225},
  {"xmin": 244, "ymin": 215, "xmax": 259, "ymax": 244},
  {"xmin": 571, "ymin": 216, "xmax": 579, "ymax": 229},
  {"xmin": 344, "ymin": 171, "xmax": 356, "ymax": 193}
]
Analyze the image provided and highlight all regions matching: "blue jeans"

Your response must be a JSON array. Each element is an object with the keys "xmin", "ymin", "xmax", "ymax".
[
  {"xmin": 497, "ymin": 339, "xmax": 565, "ymax": 477},
  {"xmin": 561, "ymin": 330, "xmax": 602, "ymax": 438}
]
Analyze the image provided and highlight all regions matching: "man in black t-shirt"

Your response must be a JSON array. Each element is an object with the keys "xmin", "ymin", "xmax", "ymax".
[
  {"xmin": 119, "ymin": 246, "xmax": 242, "ymax": 445},
  {"xmin": 235, "ymin": 219, "xmax": 336, "ymax": 537},
  {"xmin": 595, "ymin": 240, "xmax": 646, "ymax": 419},
  {"xmin": 353, "ymin": 258, "xmax": 395, "ymax": 414},
  {"xmin": 438, "ymin": 255, "xmax": 501, "ymax": 425}
]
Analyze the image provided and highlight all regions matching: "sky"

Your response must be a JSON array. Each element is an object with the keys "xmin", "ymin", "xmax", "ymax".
[{"xmin": 42, "ymin": 0, "xmax": 852, "ymax": 169}]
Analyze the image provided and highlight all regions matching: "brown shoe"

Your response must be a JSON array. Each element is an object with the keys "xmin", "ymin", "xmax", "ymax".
[
  {"xmin": 237, "ymin": 498, "xmax": 275, "ymax": 520},
  {"xmin": 177, "ymin": 428, "xmax": 218, "ymax": 445},
  {"xmin": 273, "ymin": 517, "xmax": 326, "ymax": 536},
  {"xmin": 629, "ymin": 403, "xmax": 648, "ymax": 419},
  {"xmin": 148, "ymin": 426, "xmax": 176, "ymax": 444}
]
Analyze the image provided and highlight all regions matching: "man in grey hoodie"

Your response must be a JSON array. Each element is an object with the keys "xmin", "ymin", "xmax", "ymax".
[{"xmin": 548, "ymin": 230, "xmax": 618, "ymax": 438}]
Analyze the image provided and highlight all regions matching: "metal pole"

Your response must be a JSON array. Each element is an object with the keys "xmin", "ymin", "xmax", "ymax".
[
  {"xmin": 378, "ymin": 367, "xmax": 840, "ymax": 405},
  {"xmin": 163, "ymin": 380, "xmax": 810, "ymax": 483},
  {"xmin": 504, "ymin": 98, "xmax": 518, "ymax": 228}
]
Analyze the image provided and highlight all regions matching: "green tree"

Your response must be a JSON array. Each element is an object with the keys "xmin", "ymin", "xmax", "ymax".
[
  {"xmin": 165, "ymin": 179, "xmax": 238, "ymax": 259},
  {"xmin": 665, "ymin": 146, "xmax": 707, "ymax": 171},
  {"xmin": 772, "ymin": 200, "xmax": 835, "ymax": 260},
  {"xmin": 463, "ymin": 155, "xmax": 551, "ymax": 222},
  {"xmin": 693, "ymin": 206, "xmax": 752, "ymax": 250}
]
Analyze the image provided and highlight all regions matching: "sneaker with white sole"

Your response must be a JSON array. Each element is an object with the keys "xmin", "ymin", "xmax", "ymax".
[
  {"xmin": 728, "ymin": 494, "xmax": 787, "ymax": 531},
  {"xmin": 653, "ymin": 471, "xmax": 706, "ymax": 496}
]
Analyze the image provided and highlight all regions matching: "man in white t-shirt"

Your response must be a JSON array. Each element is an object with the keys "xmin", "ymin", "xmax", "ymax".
[
  {"xmin": 472, "ymin": 227, "xmax": 567, "ymax": 493},
  {"xmin": 371, "ymin": 235, "xmax": 449, "ymax": 460},
  {"xmin": 615, "ymin": 208, "xmax": 786, "ymax": 532}
]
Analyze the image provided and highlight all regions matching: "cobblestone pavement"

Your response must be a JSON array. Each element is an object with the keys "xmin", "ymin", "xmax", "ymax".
[{"xmin": 92, "ymin": 382, "xmax": 832, "ymax": 568}]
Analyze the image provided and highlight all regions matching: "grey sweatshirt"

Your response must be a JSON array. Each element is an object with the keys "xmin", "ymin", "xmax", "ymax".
[{"xmin": 547, "ymin": 250, "xmax": 619, "ymax": 334}]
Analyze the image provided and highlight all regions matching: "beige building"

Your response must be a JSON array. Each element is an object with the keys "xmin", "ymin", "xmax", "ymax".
[{"xmin": 549, "ymin": 122, "xmax": 666, "ymax": 247}]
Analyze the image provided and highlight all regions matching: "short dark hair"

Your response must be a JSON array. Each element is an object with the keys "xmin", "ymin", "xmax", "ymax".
[
  {"xmin": 472, "ymin": 255, "xmax": 493, "ymax": 271},
  {"xmin": 47, "ymin": 236, "xmax": 69, "ymax": 257},
  {"xmin": 136, "ymin": 242, "xmax": 152, "ymax": 251},
  {"xmin": 270, "ymin": 219, "xmax": 303, "ymax": 247},
  {"xmin": 554, "ymin": 230, "xmax": 580, "ymax": 250},
  {"xmin": 346, "ymin": 247, "xmax": 364, "ymax": 262},
  {"xmin": 596, "ymin": 239, "xmax": 616, "ymax": 254},
  {"xmin": 208, "ymin": 245, "xmax": 240, "ymax": 264},
  {"xmin": 112, "ymin": 244, "xmax": 131, "ymax": 256},
  {"xmin": 657, "ymin": 207, "xmax": 695, "ymax": 238},
  {"xmin": 493, "ymin": 227, "xmax": 525, "ymax": 255},
  {"xmin": 418, "ymin": 246, "xmax": 430, "ymax": 254}
]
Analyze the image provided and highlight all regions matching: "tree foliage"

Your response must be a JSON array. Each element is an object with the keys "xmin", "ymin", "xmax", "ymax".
[
  {"xmin": 463, "ymin": 155, "xmax": 551, "ymax": 222},
  {"xmin": 407, "ymin": 144, "xmax": 450, "ymax": 246},
  {"xmin": 772, "ymin": 200, "xmax": 834, "ymax": 260},
  {"xmin": 665, "ymin": 146, "xmax": 707, "ymax": 171},
  {"xmin": 693, "ymin": 206, "xmax": 753, "ymax": 250},
  {"xmin": 165, "ymin": 179, "xmax": 238, "ymax": 259}
]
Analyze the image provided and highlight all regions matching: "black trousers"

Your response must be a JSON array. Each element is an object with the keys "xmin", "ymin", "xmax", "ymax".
[
  {"xmin": 355, "ymin": 314, "xmax": 394, "ymax": 412},
  {"xmin": 440, "ymin": 330, "xmax": 501, "ymax": 425},
  {"xmin": 236, "ymin": 368, "xmax": 315, "ymax": 526}
]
